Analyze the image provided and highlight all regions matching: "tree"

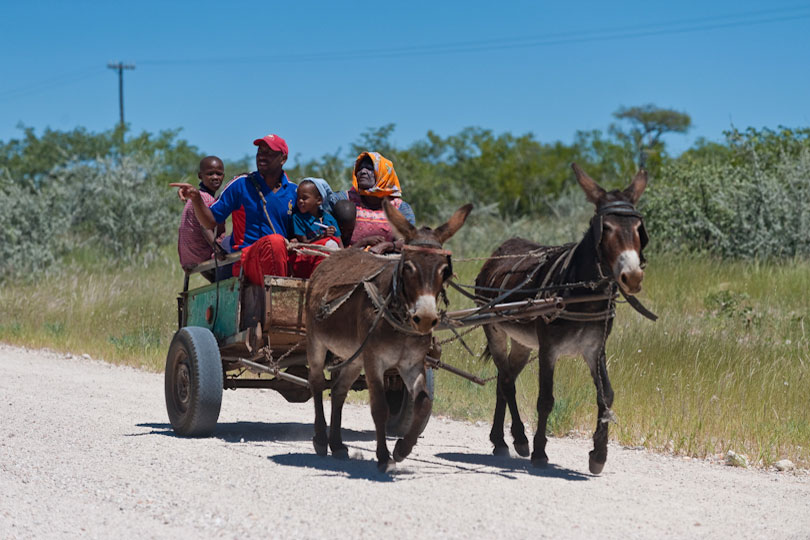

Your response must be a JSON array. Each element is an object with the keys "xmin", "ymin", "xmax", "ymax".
[
  {"xmin": 613, "ymin": 104, "xmax": 691, "ymax": 168},
  {"xmin": 0, "ymin": 124, "xmax": 205, "ymax": 189}
]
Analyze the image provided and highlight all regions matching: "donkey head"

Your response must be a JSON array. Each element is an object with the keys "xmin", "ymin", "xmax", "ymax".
[
  {"xmin": 384, "ymin": 200, "xmax": 473, "ymax": 333},
  {"xmin": 572, "ymin": 163, "xmax": 648, "ymax": 295}
]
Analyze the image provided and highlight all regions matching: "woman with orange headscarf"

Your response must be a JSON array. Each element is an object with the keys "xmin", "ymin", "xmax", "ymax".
[{"xmin": 330, "ymin": 151, "xmax": 415, "ymax": 253}]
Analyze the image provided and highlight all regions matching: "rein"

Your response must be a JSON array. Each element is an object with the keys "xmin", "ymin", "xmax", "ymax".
[
  {"xmin": 401, "ymin": 244, "xmax": 452, "ymax": 256},
  {"xmin": 324, "ymin": 244, "xmax": 451, "ymax": 372}
]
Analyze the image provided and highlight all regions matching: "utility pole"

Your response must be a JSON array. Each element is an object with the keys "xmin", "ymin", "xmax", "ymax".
[{"xmin": 107, "ymin": 62, "xmax": 135, "ymax": 128}]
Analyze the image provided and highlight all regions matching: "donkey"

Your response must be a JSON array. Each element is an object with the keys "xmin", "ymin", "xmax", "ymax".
[
  {"xmin": 474, "ymin": 163, "xmax": 649, "ymax": 474},
  {"xmin": 306, "ymin": 200, "xmax": 472, "ymax": 472}
]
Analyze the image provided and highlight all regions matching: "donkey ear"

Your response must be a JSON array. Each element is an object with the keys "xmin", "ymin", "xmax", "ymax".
[
  {"xmin": 623, "ymin": 168, "xmax": 648, "ymax": 205},
  {"xmin": 383, "ymin": 199, "xmax": 416, "ymax": 242},
  {"xmin": 572, "ymin": 163, "xmax": 605, "ymax": 204},
  {"xmin": 435, "ymin": 203, "xmax": 473, "ymax": 244}
]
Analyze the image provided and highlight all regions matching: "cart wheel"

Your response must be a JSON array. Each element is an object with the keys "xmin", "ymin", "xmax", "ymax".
[
  {"xmin": 385, "ymin": 368, "xmax": 435, "ymax": 438},
  {"xmin": 164, "ymin": 327, "xmax": 223, "ymax": 437}
]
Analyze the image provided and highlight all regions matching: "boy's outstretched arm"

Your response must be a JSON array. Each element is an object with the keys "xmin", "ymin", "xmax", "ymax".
[{"xmin": 170, "ymin": 182, "xmax": 218, "ymax": 229}]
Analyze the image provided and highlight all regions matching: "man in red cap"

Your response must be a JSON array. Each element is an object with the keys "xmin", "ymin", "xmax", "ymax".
[{"xmin": 171, "ymin": 134, "xmax": 297, "ymax": 284}]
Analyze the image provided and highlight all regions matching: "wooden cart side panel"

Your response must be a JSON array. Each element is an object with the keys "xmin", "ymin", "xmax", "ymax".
[{"xmin": 264, "ymin": 276, "xmax": 309, "ymax": 335}]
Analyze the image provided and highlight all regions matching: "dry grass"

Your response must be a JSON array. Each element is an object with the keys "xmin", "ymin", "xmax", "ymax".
[
  {"xmin": 0, "ymin": 246, "xmax": 195, "ymax": 371},
  {"xmin": 1, "ymin": 246, "xmax": 808, "ymax": 467}
]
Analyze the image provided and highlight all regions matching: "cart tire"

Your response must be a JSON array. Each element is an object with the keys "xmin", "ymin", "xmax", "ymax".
[
  {"xmin": 385, "ymin": 368, "xmax": 435, "ymax": 438},
  {"xmin": 164, "ymin": 327, "xmax": 223, "ymax": 437}
]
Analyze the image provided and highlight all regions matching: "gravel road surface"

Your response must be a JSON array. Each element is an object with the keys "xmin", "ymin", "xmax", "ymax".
[{"xmin": 1, "ymin": 344, "xmax": 808, "ymax": 539}]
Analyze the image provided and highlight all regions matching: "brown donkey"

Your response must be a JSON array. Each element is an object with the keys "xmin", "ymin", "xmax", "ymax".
[
  {"xmin": 306, "ymin": 200, "xmax": 472, "ymax": 472},
  {"xmin": 475, "ymin": 164, "xmax": 649, "ymax": 474}
]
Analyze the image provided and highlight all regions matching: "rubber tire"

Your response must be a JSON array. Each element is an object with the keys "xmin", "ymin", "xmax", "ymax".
[
  {"xmin": 165, "ymin": 327, "xmax": 223, "ymax": 437},
  {"xmin": 385, "ymin": 368, "xmax": 435, "ymax": 438}
]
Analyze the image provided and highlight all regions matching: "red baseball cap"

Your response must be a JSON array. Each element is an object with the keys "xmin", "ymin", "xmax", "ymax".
[{"xmin": 253, "ymin": 133, "xmax": 288, "ymax": 156}]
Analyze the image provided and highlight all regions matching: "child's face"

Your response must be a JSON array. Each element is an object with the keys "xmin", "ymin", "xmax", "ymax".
[
  {"xmin": 296, "ymin": 183, "xmax": 322, "ymax": 215},
  {"xmin": 198, "ymin": 160, "xmax": 224, "ymax": 193}
]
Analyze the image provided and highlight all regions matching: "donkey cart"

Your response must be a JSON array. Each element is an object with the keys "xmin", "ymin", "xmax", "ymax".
[
  {"xmin": 164, "ymin": 250, "xmax": 577, "ymax": 440},
  {"xmin": 165, "ymin": 252, "xmax": 439, "ymax": 438}
]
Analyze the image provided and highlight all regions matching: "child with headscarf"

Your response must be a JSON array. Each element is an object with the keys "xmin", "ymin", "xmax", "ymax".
[
  {"xmin": 290, "ymin": 177, "xmax": 342, "ymax": 278},
  {"xmin": 291, "ymin": 178, "xmax": 342, "ymax": 246}
]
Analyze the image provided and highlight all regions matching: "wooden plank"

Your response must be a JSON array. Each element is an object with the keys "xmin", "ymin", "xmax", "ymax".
[{"xmin": 187, "ymin": 252, "xmax": 241, "ymax": 275}]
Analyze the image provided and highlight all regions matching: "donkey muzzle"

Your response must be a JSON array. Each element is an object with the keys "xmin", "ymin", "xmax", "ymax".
[
  {"xmin": 410, "ymin": 294, "xmax": 440, "ymax": 334},
  {"xmin": 614, "ymin": 250, "xmax": 644, "ymax": 295}
]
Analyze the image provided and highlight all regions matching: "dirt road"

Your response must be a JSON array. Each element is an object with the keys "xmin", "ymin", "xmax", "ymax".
[{"xmin": 1, "ymin": 344, "xmax": 807, "ymax": 539}]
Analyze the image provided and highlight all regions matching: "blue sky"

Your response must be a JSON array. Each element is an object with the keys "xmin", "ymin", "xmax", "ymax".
[{"xmin": 2, "ymin": 1, "xmax": 809, "ymax": 166}]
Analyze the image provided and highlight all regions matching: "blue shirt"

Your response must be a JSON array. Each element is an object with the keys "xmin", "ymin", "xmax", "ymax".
[
  {"xmin": 292, "ymin": 210, "xmax": 341, "ymax": 241},
  {"xmin": 210, "ymin": 171, "xmax": 296, "ymax": 248}
]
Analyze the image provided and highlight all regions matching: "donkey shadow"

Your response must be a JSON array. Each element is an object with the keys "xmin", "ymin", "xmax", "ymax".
[
  {"xmin": 267, "ymin": 452, "xmax": 401, "ymax": 483},
  {"xmin": 435, "ymin": 452, "xmax": 591, "ymax": 481},
  {"xmin": 134, "ymin": 421, "xmax": 375, "ymax": 444}
]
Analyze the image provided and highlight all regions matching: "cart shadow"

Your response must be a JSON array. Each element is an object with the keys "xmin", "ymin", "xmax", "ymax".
[
  {"xmin": 435, "ymin": 452, "xmax": 591, "ymax": 481},
  {"xmin": 135, "ymin": 421, "xmax": 375, "ymax": 444}
]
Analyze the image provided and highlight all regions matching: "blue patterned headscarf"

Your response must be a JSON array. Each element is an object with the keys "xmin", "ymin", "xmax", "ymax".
[{"xmin": 302, "ymin": 177, "xmax": 335, "ymax": 214}]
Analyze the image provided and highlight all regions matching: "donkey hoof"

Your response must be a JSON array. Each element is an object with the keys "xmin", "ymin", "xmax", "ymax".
[
  {"xmin": 531, "ymin": 451, "xmax": 549, "ymax": 467},
  {"xmin": 531, "ymin": 456, "xmax": 549, "ymax": 468},
  {"xmin": 313, "ymin": 438, "xmax": 328, "ymax": 457},
  {"xmin": 514, "ymin": 442, "xmax": 530, "ymax": 457},
  {"xmin": 588, "ymin": 455, "xmax": 606, "ymax": 475},
  {"xmin": 393, "ymin": 439, "xmax": 409, "ymax": 462},
  {"xmin": 331, "ymin": 446, "xmax": 349, "ymax": 459},
  {"xmin": 493, "ymin": 445, "xmax": 510, "ymax": 457},
  {"xmin": 377, "ymin": 459, "xmax": 396, "ymax": 473}
]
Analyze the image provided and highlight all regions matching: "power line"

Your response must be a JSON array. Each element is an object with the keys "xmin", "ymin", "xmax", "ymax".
[
  {"xmin": 0, "ymin": 68, "xmax": 103, "ymax": 101},
  {"xmin": 107, "ymin": 62, "xmax": 135, "ymax": 128},
  {"xmin": 1, "ymin": 5, "xmax": 807, "ymax": 103},
  {"xmin": 139, "ymin": 5, "xmax": 810, "ymax": 66}
]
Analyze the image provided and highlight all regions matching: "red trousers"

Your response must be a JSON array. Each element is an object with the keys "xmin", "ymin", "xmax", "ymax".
[
  {"xmin": 290, "ymin": 236, "xmax": 338, "ymax": 279},
  {"xmin": 237, "ymin": 234, "xmax": 290, "ymax": 285}
]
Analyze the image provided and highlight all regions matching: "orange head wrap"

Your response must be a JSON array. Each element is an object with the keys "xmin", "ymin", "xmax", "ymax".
[{"xmin": 351, "ymin": 151, "xmax": 402, "ymax": 198}]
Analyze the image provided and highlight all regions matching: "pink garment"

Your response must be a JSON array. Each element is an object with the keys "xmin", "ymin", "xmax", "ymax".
[
  {"xmin": 347, "ymin": 190, "xmax": 404, "ymax": 245},
  {"xmin": 178, "ymin": 191, "xmax": 217, "ymax": 270}
]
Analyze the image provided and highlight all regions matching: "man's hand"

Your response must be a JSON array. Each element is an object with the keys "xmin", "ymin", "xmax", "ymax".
[
  {"xmin": 170, "ymin": 182, "xmax": 217, "ymax": 229},
  {"xmin": 169, "ymin": 182, "xmax": 200, "ymax": 202},
  {"xmin": 369, "ymin": 241, "xmax": 394, "ymax": 255},
  {"xmin": 354, "ymin": 235, "xmax": 385, "ymax": 248},
  {"xmin": 325, "ymin": 225, "xmax": 336, "ymax": 237}
]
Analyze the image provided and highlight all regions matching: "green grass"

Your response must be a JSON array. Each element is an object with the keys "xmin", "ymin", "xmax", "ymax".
[{"xmin": 1, "ymin": 245, "xmax": 808, "ymax": 468}]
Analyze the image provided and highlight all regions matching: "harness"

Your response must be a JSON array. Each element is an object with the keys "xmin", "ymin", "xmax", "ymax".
[
  {"xmin": 321, "ymin": 242, "xmax": 453, "ymax": 372},
  {"xmin": 591, "ymin": 200, "xmax": 655, "ymax": 322},
  {"xmin": 469, "ymin": 199, "xmax": 655, "ymax": 324}
]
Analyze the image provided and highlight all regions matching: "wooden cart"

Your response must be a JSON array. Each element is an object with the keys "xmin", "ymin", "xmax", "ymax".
[{"xmin": 164, "ymin": 253, "xmax": 433, "ymax": 438}]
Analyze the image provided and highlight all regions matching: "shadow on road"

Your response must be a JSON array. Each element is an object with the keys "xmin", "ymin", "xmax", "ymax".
[
  {"xmin": 435, "ymin": 452, "xmax": 591, "ymax": 481},
  {"xmin": 268, "ymin": 453, "xmax": 396, "ymax": 483},
  {"xmin": 133, "ymin": 421, "xmax": 375, "ymax": 444}
]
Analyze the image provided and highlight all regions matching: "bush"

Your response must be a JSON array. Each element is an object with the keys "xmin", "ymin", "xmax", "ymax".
[
  {"xmin": 59, "ymin": 155, "xmax": 177, "ymax": 262},
  {"xmin": 0, "ymin": 154, "xmax": 178, "ymax": 281},
  {"xmin": 644, "ymin": 128, "xmax": 810, "ymax": 258},
  {"xmin": 0, "ymin": 171, "xmax": 70, "ymax": 279}
]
